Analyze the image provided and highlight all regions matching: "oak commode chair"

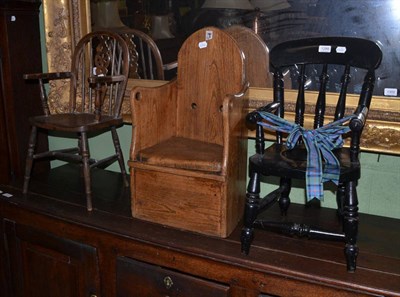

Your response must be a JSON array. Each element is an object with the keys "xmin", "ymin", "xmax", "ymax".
[
  {"xmin": 240, "ymin": 37, "xmax": 382, "ymax": 271},
  {"xmin": 129, "ymin": 27, "xmax": 248, "ymax": 237},
  {"xmin": 23, "ymin": 31, "xmax": 130, "ymax": 211}
]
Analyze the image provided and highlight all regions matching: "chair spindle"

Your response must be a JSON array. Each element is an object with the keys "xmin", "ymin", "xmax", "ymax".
[
  {"xmin": 335, "ymin": 65, "xmax": 351, "ymax": 120},
  {"xmin": 314, "ymin": 63, "xmax": 328, "ymax": 129},
  {"xmin": 295, "ymin": 65, "xmax": 306, "ymax": 126}
]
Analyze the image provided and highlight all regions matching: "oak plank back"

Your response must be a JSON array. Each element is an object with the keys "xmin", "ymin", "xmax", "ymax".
[
  {"xmin": 225, "ymin": 25, "xmax": 272, "ymax": 88},
  {"xmin": 175, "ymin": 27, "xmax": 246, "ymax": 145}
]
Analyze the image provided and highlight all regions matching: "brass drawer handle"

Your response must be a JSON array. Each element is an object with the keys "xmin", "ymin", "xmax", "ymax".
[{"xmin": 164, "ymin": 276, "xmax": 173, "ymax": 289}]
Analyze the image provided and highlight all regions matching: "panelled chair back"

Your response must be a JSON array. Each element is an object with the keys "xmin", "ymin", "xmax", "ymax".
[
  {"xmin": 23, "ymin": 31, "xmax": 130, "ymax": 211},
  {"xmin": 241, "ymin": 37, "xmax": 382, "ymax": 271},
  {"xmin": 129, "ymin": 27, "xmax": 248, "ymax": 237},
  {"xmin": 225, "ymin": 25, "xmax": 273, "ymax": 88}
]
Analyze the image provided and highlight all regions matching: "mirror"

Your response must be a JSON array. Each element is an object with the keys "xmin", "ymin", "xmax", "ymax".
[
  {"xmin": 41, "ymin": 0, "xmax": 399, "ymax": 154},
  {"xmin": 86, "ymin": 0, "xmax": 400, "ymax": 97}
]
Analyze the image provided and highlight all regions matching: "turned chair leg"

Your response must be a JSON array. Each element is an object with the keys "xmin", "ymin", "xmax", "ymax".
[
  {"xmin": 80, "ymin": 132, "xmax": 93, "ymax": 211},
  {"xmin": 278, "ymin": 177, "xmax": 291, "ymax": 216},
  {"xmin": 23, "ymin": 126, "xmax": 38, "ymax": 194},
  {"xmin": 343, "ymin": 181, "xmax": 359, "ymax": 272},
  {"xmin": 336, "ymin": 182, "xmax": 346, "ymax": 218},
  {"xmin": 111, "ymin": 127, "xmax": 129, "ymax": 187},
  {"xmin": 241, "ymin": 171, "xmax": 261, "ymax": 255}
]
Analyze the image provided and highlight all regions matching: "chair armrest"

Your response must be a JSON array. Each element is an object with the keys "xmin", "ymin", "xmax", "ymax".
[
  {"xmin": 88, "ymin": 75, "xmax": 126, "ymax": 84},
  {"xmin": 23, "ymin": 71, "xmax": 72, "ymax": 116},
  {"xmin": 246, "ymin": 102, "xmax": 280, "ymax": 125},
  {"xmin": 350, "ymin": 106, "xmax": 368, "ymax": 132},
  {"xmin": 223, "ymin": 82, "xmax": 249, "ymax": 136},
  {"xmin": 23, "ymin": 72, "xmax": 72, "ymax": 81},
  {"xmin": 349, "ymin": 106, "xmax": 369, "ymax": 160},
  {"xmin": 221, "ymin": 86, "xmax": 249, "ymax": 175},
  {"xmin": 130, "ymin": 79, "xmax": 178, "ymax": 160},
  {"xmin": 163, "ymin": 61, "xmax": 178, "ymax": 71}
]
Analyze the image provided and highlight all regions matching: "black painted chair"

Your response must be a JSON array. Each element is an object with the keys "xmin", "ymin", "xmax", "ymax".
[
  {"xmin": 240, "ymin": 37, "xmax": 382, "ymax": 272},
  {"xmin": 22, "ymin": 31, "xmax": 130, "ymax": 211}
]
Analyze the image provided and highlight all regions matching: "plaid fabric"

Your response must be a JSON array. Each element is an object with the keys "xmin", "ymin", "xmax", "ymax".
[{"xmin": 257, "ymin": 111, "xmax": 356, "ymax": 201}]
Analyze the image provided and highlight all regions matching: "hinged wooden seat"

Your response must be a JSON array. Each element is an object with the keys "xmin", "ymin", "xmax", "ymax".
[{"xmin": 137, "ymin": 137, "xmax": 223, "ymax": 173}]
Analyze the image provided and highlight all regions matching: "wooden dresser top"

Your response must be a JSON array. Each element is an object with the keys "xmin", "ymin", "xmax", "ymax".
[{"xmin": 1, "ymin": 164, "xmax": 399, "ymax": 297}]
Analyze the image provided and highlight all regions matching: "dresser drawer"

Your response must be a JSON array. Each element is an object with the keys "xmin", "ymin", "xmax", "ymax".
[{"xmin": 116, "ymin": 257, "xmax": 230, "ymax": 296}]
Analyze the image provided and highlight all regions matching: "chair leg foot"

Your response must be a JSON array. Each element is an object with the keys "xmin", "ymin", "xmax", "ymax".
[
  {"xmin": 343, "ymin": 181, "xmax": 359, "ymax": 272},
  {"xmin": 241, "ymin": 171, "xmax": 261, "ymax": 255},
  {"xmin": 279, "ymin": 177, "xmax": 291, "ymax": 216},
  {"xmin": 122, "ymin": 174, "xmax": 129, "ymax": 187},
  {"xmin": 240, "ymin": 228, "xmax": 253, "ymax": 255},
  {"xmin": 80, "ymin": 132, "xmax": 93, "ymax": 211},
  {"xmin": 345, "ymin": 244, "xmax": 358, "ymax": 272},
  {"xmin": 279, "ymin": 196, "xmax": 290, "ymax": 216},
  {"xmin": 23, "ymin": 126, "xmax": 38, "ymax": 194},
  {"xmin": 111, "ymin": 127, "xmax": 129, "ymax": 187},
  {"xmin": 22, "ymin": 176, "xmax": 30, "ymax": 194}
]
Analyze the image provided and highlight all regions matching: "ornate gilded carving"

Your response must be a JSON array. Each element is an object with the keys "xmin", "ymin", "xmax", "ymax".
[
  {"xmin": 43, "ymin": 0, "xmax": 90, "ymax": 114},
  {"xmin": 70, "ymin": 0, "xmax": 82, "ymax": 47},
  {"xmin": 362, "ymin": 124, "xmax": 400, "ymax": 153},
  {"xmin": 43, "ymin": 1, "xmax": 71, "ymax": 113}
]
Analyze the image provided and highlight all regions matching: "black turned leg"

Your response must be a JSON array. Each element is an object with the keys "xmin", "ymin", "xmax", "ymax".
[
  {"xmin": 336, "ymin": 182, "xmax": 346, "ymax": 218},
  {"xmin": 278, "ymin": 177, "xmax": 291, "ymax": 216},
  {"xmin": 111, "ymin": 127, "xmax": 129, "ymax": 187},
  {"xmin": 241, "ymin": 171, "xmax": 261, "ymax": 255},
  {"xmin": 23, "ymin": 126, "xmax": 38, "ymax": 194},
  {"xmin": 80, "ymin": 132, "xmax": 93, "ymax": 211},
  {"xmin": 343, "ymin": 181, "xmax": 359, "ymax": 272}
]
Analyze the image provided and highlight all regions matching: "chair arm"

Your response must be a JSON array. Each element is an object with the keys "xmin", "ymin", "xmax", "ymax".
[
  {"xmin": 221, "ymin": 89, "xmax": 248, "ymax": 175},
  {"xmin": 223, "ymin": 82, "xmax": 249, "ymax": 135},
  {"xmin": 163, "ymin": 61, "xmax": 178, "ymax": 71},
  {"xmin": 232, "ymin": 81, "xmax": 250, "ymax": 98},
  {"xmin": 224, "ymin": 93, "xmax": 247, "ymax": 133},
  {"xmin": 349, "ymin": 106, "xmax": 369, "ymax": 160},
  {"xmin": 349, "ymin": 106, "xmax": 369, "ymax": 132},
  {"xmin": 23, "ymin": 71, "xmax": 72, "ymax": 116},
  {"xmin": 130, "ymin": 80, "xmax": 178, "ymax": 160},
  {"xmin": 246, "ymin": 102, "xmax": 280, "ymax": 125},
  {"xmin": 349, "ymin": 106, "xmax": 368, "ymax": 132},
  {"xmin": 88, "ymin": 75, "xmax": 126, "ymax": 84},
  {"xmin": 23, "ymin": 72, "xmax": 72, "ymax": 81}
]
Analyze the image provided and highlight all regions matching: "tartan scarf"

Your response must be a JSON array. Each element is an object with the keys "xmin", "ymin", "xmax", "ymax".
[{"xmin": 257, "ymin": 111, "xmax": 356, "ymax": 201}]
